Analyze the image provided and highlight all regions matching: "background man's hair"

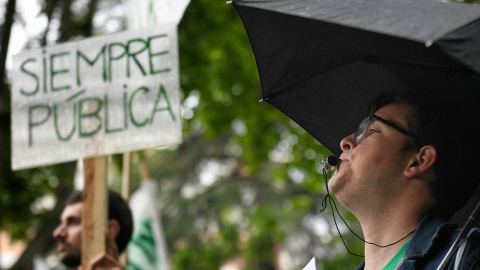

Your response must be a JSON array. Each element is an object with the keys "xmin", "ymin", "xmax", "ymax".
[
  {"xmin": 65, "ymin": 190, "xmax": 133, "ymax": 253},
  {"xmin": 369, "ymin": 90, "xmax": 480, "ymax": 220}
]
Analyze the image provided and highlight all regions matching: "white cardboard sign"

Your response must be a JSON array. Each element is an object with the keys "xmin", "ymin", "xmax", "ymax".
[
  {"xmin": 302, "ymin": 257, "xmax": 316, "ymax": 270},
  {"xmin": 11, "ymin": 24, "xmax": 182, "ymax": 170}
]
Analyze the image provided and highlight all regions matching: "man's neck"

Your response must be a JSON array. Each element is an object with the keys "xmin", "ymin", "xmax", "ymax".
[
  {"xmin": 359, "ymin": 209, "xmax": 421, "ymax": 270},
  {"xmin": 363, "ymin": 235, "xmax": 411, "ymax": 270}
]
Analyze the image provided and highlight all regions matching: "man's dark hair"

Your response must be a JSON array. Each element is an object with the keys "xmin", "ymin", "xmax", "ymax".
[
  {"xmin": 368, "ymin": 90, "xmax": 480, "ymax": 219},
  {"xmin": 66, "ymin": 190, "xmax": 133, "ymax": 253}
]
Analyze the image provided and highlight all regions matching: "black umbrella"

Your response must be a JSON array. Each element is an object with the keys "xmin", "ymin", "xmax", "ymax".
[
  {"xmin": 232, "ymin": 0, "xmax": 480, "ymax": 267},
  {"xmin": 232, "ymin": 0, "xmax": 480, "ymax": 157}
]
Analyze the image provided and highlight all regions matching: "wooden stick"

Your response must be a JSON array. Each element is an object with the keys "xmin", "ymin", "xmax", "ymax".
[
  {"xmin": 119, "ymin": 152, "xmax": 131, "ymax": 265},
  {"xmin": 139, "ymin": 162, "xmax": 150, "ymax": 183},
  {"xmin": 82, "ymin": 156, "xmax": 108, "ymax": 269},
  {"xmin": 121, "ymin": 152, "xmax": 131, "ymax": 201}
]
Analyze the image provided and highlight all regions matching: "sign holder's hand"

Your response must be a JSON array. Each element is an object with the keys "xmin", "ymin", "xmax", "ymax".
[{"xmin": 78, "ymin": 230, "xmax": 124, "ymax": 270}]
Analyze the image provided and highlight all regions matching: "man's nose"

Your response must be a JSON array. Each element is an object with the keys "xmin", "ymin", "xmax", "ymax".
[
  {"xmin": 53, "ymin": 224, "xmax": 66, "ymax": 238},
  {"xmin": 340, "ymin": 133, "xmax": 356, "ymax": 151}
]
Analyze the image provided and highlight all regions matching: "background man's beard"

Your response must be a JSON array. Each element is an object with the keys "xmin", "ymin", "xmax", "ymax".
[{"xmin": 61, "ymin": 255, "xmax": 81, "ymax": 268}]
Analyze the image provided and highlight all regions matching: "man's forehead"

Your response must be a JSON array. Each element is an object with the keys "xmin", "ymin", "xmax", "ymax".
[
  {"xmin": 375, "ymin": 103, "xmax": 413, "ymax": 126},
  {"xmin": 61, "ymin": 202, "xmax": 83, "ymax": 220}
]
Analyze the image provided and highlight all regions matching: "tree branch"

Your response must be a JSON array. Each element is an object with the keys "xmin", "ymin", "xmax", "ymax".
[{"xmin": 0, "ymin": 0, "xmax": 16, "ymax": 93}]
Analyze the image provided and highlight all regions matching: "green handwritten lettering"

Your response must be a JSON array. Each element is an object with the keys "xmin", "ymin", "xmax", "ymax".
[
  {"xmin": 148, "ymin": 34, "xmax": 171, "ymax": 74},
  {"xmin": 54, "ymin": 104, "xmax": 76, "ymax": 141},
  {"xmin": 123, "ymin": 91, "xmax": 128, "ymax": 129},
  {"xmin": 50, "ymin": 52, "xmax": 71, "ymax": 92},
  {"xmin": 20, "ymin": 58, "xmax": 40, "ymax": 96},
  {"xmin": 127, "ymin": 39, "xmax": 148, "ymax": 77},
  {"xmin": 108, "ymin": 43, "xmax": 127, "ymax": 82},
  {"xmin": 105, "ymin": 94, "xmax": 124, "ymax": 133},
  {"xmin": 151, "ymin": 84, "xmax": 175, "ymax": 123},
  {"xmin": 78, "ymin": 97, "xmax": 103, "ymax": 137},
  {"xmin": 29, "ymin": 105, "xmax": 51, "ymax": 146},
  {"xmin": 43, "ymin": 50, "xmax": 47, "ymax": 93},
  {"xmin": 76, "ymin": 46, "xmax": 107, "ymax": 86},
  {"xmin": 129, "ymin": 87, "xmax": 150, "ymax": 127}
]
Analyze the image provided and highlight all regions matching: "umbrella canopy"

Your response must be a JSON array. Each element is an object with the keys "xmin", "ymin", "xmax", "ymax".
[{"xmin": 233, "ymin": 0, "xmax": 480, "ymax": 157}]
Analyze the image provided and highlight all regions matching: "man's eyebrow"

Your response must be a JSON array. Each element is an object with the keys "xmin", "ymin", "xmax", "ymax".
[
  {"xmin": 376, "ymin": 116, "xmax": 408, "ymax": 130},
  {"xmin": 65, "ymin": 216, "xmax": 81, "ymax": 223}
]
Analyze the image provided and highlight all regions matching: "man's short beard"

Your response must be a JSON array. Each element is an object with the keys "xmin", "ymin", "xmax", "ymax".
[{"xmin": 61, "ymin": 255, "xmax": 81, "ymax": 268}]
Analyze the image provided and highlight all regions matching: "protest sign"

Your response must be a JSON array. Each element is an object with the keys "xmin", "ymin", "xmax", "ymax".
[
  {"xmin": 302, "ymin": 257, "xmax": 316, "ymax": 270},
  {"xmin": 11, "ymin": 24, "xmax": 182, "ymax": 170}
]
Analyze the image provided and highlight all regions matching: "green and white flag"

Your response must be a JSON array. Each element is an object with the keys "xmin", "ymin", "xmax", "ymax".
[
  {"xmin": 125, "ymin": 0, "xmax": 190, "ymax": 28},
  {"xmin": 127, "ymin": 180, "xmax": 171, "ymax": 270}
]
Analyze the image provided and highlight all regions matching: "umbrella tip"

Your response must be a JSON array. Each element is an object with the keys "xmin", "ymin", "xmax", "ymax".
[{"xmin": 425, "ymin": 40, "xmax": 433, "ymax": 47}]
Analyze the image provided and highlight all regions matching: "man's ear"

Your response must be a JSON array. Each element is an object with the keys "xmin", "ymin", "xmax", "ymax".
[
  {"xmin": 107, "ymin": 219, "xmax": 120, "ymax": 240},
  {"xmin": 404, "ymin": 145, "xmax": 437, "ymax": 178}
]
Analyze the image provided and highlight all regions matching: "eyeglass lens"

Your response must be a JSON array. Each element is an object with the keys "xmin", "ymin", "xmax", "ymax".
[{"xmin": 354, "ymin": 116, "xmax": 372, "ymax": 145}]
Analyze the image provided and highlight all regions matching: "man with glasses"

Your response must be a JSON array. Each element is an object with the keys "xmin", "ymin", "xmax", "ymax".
[{"xmin": 328, "ymin": 91, "xmax": 480, "ymax": 270}]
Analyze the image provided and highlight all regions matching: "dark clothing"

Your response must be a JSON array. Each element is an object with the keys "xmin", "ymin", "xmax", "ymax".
[{"xmin": 355, "ymin": 215, "xmax": 480, "ymax": 270}]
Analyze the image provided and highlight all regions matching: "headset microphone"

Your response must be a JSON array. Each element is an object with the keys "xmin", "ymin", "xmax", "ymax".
[{"xmin": 322, "ymin": 156, "xmax": 340, "ymax": 171}]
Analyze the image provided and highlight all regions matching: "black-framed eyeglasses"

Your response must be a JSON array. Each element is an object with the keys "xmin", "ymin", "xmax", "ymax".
[{"xmin": 354, "ymin": 114, "xmax": 425, "ymax": 146}]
